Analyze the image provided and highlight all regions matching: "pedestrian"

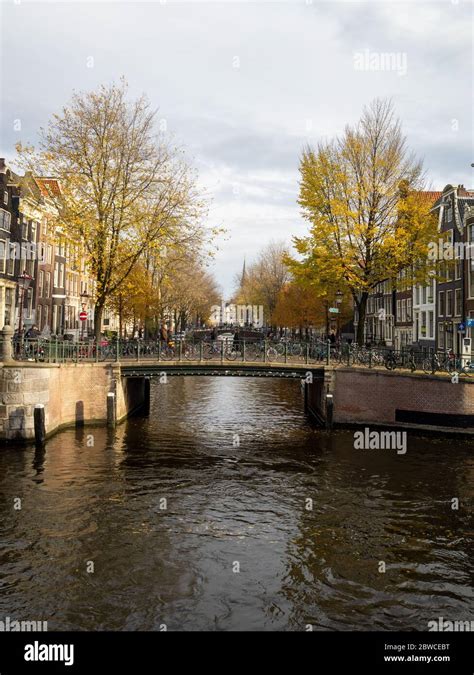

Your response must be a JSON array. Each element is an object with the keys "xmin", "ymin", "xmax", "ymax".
[
  {"xmin": 26, "ymin": 325, "xmax": 40, "ymax": 339},
  {"xmin": 160, "ymin": 324, "xmax": 168, "ymax": 344},
  {"xmin": 232, "ymin": 329, "xmax": 239, "ymax": 351}
]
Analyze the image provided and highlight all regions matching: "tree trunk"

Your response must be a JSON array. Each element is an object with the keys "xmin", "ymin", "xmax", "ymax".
[
  {"xmin": 356, "ymin": 292, "xmax": 369, "ymax": 346},
  {"xmin": 94, "ymin": 301, "xmax": 105, "ymax": 341}
]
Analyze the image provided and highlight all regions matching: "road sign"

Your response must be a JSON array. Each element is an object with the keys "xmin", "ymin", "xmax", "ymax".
[
  {"xmin": 79, "ymin": 311, "xmax": 88, "ymax": 322},
  {"xmin": 458, "ymin": 322, "xmax": 465, "ymax": 332},
  {"xmin": 467, "ymin": 318, "xmax": 474, "ymax": 328},
  {"xmin": 328, "ymin": 307, "xmax": 339, "ymax": 314}
]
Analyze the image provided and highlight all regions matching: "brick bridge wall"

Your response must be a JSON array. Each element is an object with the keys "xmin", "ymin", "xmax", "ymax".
[
  {"xmin": 0, "ymin": 363, "xmax": 145, "ymax": 442},
  {"xmin": 331, "ymin": 368, "xmax": 474, "ymax": 429}
]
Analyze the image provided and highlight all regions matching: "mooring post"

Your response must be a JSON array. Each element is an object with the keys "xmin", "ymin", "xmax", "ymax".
[
  {"xmin": 107, "ymin": 392, "xmax": 116, "ymax": 427},
  {"xmin": 34, "ymin": 403, "xmax": 46, "ymax": 445},
  {"xmin": 325, "ymin": 393, "xmax": 334, "ymax": 430}
]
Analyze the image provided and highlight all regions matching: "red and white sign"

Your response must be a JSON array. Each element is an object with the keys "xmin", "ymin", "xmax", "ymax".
[{"xmin": 79, "ymin": 311, "xmax": 88, "ymax": 322}]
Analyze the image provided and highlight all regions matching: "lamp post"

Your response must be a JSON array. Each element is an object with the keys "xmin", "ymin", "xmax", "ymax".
[
  {"xmin": 18, "ymin": 270, "xmax": 33, "ymax": 337},
  {"xmin": 335, "ymin": 289, "xmax": 343, "ymax": 339},
  {"xmin": 80, "ymin": 291, "xmax": 90, "ymax": 340}
]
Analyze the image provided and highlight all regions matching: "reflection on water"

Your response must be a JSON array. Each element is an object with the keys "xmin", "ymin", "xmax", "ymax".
[{"xmin": 0, "ymin": 377, "xmax": 472, "ymax": 631}]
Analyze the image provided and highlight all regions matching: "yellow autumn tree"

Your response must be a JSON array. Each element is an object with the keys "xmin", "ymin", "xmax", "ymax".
[
  {"xmin": 289, "ymin": 98, "xmax": 438, "ymax": 345},
  {"xmin": 18, "ymin": 79, "xmax": 207, "ymax": 339}
]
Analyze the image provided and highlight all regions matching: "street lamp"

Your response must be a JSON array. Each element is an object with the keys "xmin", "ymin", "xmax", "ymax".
[
  {"xmin": 18, "ymin": 270, "xmax": 33, "ymax": 336},
  {"xmin": 335, "ymin": 289, "xmax": 343, "ymax": 339}
]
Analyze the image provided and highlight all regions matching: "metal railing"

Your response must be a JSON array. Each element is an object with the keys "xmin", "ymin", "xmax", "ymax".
[{"xmin": 5, "ymin": 338, "xmax": 474, "ymax": 375}]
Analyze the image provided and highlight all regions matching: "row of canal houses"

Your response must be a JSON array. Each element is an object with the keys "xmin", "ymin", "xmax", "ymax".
[
  {"xmin": 355, "ymin": 185, "xmax": 474, "ymax": 355},
  {"xmin": 0, "ymin": 158, "xmax": 117, "ymax": 339}
]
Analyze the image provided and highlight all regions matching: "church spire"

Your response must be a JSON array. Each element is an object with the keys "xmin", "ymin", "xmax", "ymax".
[{"xmin": 240, "ymin": 258, "xmax": 247, "ymax": 286}]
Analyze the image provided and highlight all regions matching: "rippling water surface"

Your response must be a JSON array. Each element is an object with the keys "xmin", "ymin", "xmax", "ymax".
[{"xmin": 0, "ymin": 378, "xmax": 472, "ymax": 630}]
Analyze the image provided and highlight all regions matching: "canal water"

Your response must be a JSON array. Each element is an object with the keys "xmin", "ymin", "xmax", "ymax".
[{"xmin": 0, "ymin": 378, "xmax": 472, "ymax": 631}]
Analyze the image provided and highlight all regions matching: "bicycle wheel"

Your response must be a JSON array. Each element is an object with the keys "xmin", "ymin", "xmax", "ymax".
[
  {"xmin": 422, "ymin": 358, "xmax": 435, "ymax": 374},
  {"xmin": 225, "ymin": 347, "xmax": 238, "ymax": 361},
  {"xmin": 202, "ymin": 344, "xmax": 214, "ymax": 360},
  {"xmin": 245, "ymin": 345, "xmax": 259, "ymax": 361},
  {"xmin": 184, "ymin": 344, "xmax": 197, "ymax": 360},
  {"xmin": 266, "ymin": 347, "xmax": 278, "ymax": 362},
  {"xmin": 275, "ymin": 343, "xmax": 285, "ymax": 357},
  {"xmin": 290, "ymin": 343, "xmax": 302, "ymax": 357}
]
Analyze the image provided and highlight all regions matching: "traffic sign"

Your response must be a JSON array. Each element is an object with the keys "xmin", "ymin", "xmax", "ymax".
[
  {"xmin": 79, "ymin": 311, "xmax": 88, "ymax": 322},
  {"xmin": 328, "ymin": 307, "xmax": 339, "ymax": 314},
  {"xmin": 458, "ymin": 322, "xmax": 465, "ymax": 332}
]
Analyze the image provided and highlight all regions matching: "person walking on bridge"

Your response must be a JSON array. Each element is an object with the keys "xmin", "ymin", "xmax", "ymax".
[{"xmin": 160, "ymin": 324, "xmax": 168, "ymax": 345}]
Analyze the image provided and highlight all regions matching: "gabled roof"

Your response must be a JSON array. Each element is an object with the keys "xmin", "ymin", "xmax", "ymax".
[
  {"xmin": 34, "ymin": 177, "xmax": 61, "ymax": 197},
  {"xmin": 419, "ymin": 191, "xmax": 442, "ymax": 204}
]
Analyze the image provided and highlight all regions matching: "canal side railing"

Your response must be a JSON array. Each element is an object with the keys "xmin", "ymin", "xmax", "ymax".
[{"xmin": 2, "ymin": 333, "xmax": 473, "ymax": 376}]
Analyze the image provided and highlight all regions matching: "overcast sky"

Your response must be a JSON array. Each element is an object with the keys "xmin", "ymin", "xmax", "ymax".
[{"xmin": 1, "ymin": 0, "xmax": 472, "ymax": 296}]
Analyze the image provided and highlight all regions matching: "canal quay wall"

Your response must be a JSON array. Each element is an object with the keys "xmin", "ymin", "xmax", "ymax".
[
  {"xmin": 0, "ymin": 362, "xmax": 145, "ymax": 442},
  {"xmin": 306, "ymin": 367, "xmax": 474, "ymax": 434}
]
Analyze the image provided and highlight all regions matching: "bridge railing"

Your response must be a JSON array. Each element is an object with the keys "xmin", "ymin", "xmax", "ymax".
[{"xmin": 5, "ymin": 337, "xmax": 473, "ymax": 375}]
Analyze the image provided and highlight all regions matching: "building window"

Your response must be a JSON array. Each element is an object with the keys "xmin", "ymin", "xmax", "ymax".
[
  {"xmin": 0, "ymin": 209, "xmax": 11, "ymax": 232},
  {"xmin": 429, "ymin": 311, "xmax": 434, "ymax": 338},
  {"xmin": 0, "ymin": 239, "xmax": 5, "ymax": 274},
  {"xmin": 427, "ymin": 279, "xmax": 434, "ymax": 303},
  {"xmin": 421, "ymin": 311, "xmax": 426, "ymax": 337},
  {"xmin": 446, "ymin": 328, "xmax": 453, "ymax": 350},
  {"xmin": 438, "ymin": 324, "xmax": 445, "ymax": 350},
  {"xmin": 3, "ymin": 191, "xmax": 8, "ymax": 206},
  {"xmin": 455, "ymin": 288, "xmax": 461, "ymax": 317},
  {"xmin": 45, "ymin": 272, "xmax": 51, "ymax": 298},
  {"xmin": 39, "ymin": 271, "xmax": 44, "ymax": 298},
  {"xmin": 7, "ymin": 244, "xmax": 14, "ymax": 275},
  {"xmin": 445, "ymin": 202, "xmax": 452, "ymax": 222},
  {"xmin": 439, "ymin": 291, "xmax": 445, "ymax": 316},
  {"xmin": 446, "ymin": 290, "xmax": 453, "ymax": 316},
  {"xmin": 407, "ymin": 298, "xmax": 412, "ymax": 320},
  {"xmin": 37, "ymin": 304, "xmax": 42, "ymax": 330},
  {"xmin": 21, "ymin": 219, "xmax": 28, "ymax": 240}
]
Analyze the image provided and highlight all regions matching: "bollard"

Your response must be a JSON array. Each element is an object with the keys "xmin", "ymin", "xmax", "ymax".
[
  {"xmin": 34, "ymin": 403, "xmax": 46, "ymax": 445},
  {"xmin": 325, "ymin": 393, "xmax": 334, "ymax": 430},
  {"xmin": 107, "ymin": 392, "xmax": 116, "ymax": 427},
  {"xmin": 0, "ymin": 326, "xmax": 14, "ymax": 362}
]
